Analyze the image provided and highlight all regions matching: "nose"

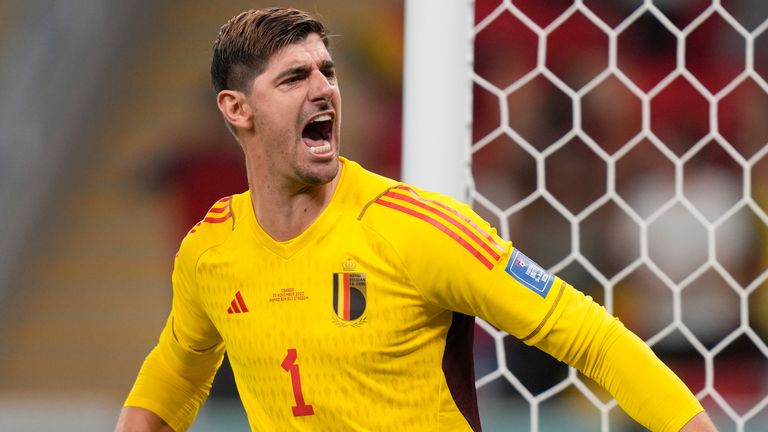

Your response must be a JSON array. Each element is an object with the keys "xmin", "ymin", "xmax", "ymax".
[{"xmin": 308, "ymin": 69, "xmax": 334, "ymax": 103}]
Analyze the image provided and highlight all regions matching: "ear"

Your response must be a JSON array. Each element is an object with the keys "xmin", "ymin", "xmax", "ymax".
[{"xmin": 217, "ymin": 90, "xmax": 253, "ymax": 132}]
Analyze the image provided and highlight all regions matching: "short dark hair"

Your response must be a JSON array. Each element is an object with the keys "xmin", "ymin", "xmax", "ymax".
[{"xmin": 211, "ymin": 7, "xmax": 329, "ymax": 94}]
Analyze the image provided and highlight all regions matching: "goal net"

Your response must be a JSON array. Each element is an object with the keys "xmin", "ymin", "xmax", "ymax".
[{"xmin": 407, "ymin": 1, "xmax": 768, "ymax": 431}]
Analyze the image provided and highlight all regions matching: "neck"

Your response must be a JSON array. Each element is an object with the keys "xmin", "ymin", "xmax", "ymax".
[{"xmin": 247, "ymin": 161, "xmax": 341, "ymax": 242}]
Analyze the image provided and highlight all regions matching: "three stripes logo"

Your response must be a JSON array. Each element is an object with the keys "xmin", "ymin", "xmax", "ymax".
[
  {"xmin": 190, "ymin": 196, "xmax": 233, "ymax": 234},
  {"xmin": 373, "ymin": 185, "xmax": 505, "ymax": 269},
  {"xmin": 227, "ymin": 290, "xmax": 249, "ymax": 314}
]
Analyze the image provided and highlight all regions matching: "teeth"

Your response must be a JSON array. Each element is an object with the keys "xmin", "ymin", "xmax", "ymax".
[
  {"xmin": 308, "ymin": 140, "xmax": 331, "ymax": 154},
  {"xmin": 312, "ymin": 114, "xmax": 332, "ymax": 123}
]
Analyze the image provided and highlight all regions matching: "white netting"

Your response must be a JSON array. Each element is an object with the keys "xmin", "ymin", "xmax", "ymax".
[{"xmin": 469, "ymin": 1, "xmax": 768, "ymax": 430}]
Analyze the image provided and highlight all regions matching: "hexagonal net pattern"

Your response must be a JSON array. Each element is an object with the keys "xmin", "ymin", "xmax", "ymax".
[{"xmin": 470, "ymin": 1, "xmax": 768, "ymax": 430}]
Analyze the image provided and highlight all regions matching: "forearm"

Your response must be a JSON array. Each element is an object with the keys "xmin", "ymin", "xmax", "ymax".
[
  {"xmin": 535, "ymin": 286, "xmax": 707, "ymax": 431},
  {"xmin": 121, "ymin": 321, "xmax": 225, "ymax": 431},
  {"xmin": 576, "ymin": 321, "xmax": 704, "ymax": 431},
  {"xmin": 115, "ymin": 407, "xmax": 175, "ymax": 432},
  {"xmin": 680, "ymin": 411, "xmax": 717, "ymax": 431}
]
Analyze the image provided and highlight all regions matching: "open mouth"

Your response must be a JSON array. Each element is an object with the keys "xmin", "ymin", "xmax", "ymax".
[{"xmin": 302, "ymin": 113, "xmax": 334, "ymax": 155}]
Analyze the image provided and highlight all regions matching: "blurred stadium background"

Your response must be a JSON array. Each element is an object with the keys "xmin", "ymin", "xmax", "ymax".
[{"xmin": 0, "ymin": 0, "xmax": 766, "ymax": 431}]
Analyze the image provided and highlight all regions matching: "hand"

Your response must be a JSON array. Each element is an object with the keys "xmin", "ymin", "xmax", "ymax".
[
  {"xmin": 115, "ymin": 407, "xmax": 175, "ymax": 432},
  {"xmin": 680, "ymin": 411, "xmax": 718, "ymax": 432}
]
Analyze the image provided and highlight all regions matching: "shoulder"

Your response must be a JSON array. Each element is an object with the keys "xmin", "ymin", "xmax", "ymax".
[
  {"xmin": 357, "ymin": 181, "xmax": 508, "ymax": 270},
  {"xmin": 175, "ymin": 193, "xmax": 240, "ymax": 264},
  {"xmin": 340, "ymin": 158, "xmax": 474, "ymax": 222},
  {"xmin": 338, "ymin": 158, "xmax": 399, "ymax": 209},
  {"xmin": 358, "ymin": 181, "xmax": 479, "ymax": 233}
]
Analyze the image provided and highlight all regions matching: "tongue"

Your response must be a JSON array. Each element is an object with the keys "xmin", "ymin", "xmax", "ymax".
[{"xmin": 303, "ymin": 137, "xmax": 325, "ymax": 149}]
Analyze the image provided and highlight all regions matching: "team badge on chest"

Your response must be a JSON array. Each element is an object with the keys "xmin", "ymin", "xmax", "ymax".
[{"xmin": 332, "ymin": 258, "xmax": 367, "ymax": 325}]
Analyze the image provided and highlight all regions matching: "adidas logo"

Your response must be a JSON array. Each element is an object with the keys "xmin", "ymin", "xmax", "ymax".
[{"xmin": 227, "ymin": 290, "xmax": 250, "ymax": 314}]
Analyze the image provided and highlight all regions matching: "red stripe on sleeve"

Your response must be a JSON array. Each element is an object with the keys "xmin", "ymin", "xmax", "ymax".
[
  {"xmin": 202, "ymin": 196, "xmax": 232, "ymax": 223},
  {"xmin": 375, "ymin": 199, "xmax": 493, "ymax": 269},
  {"xmin": 385, "ymin": 190, "xmax": 501, "ymax": 261},
  {"xmin": 204, "ymin": 212, "xmax": 233, "ymax": 224},
  {"xmin": 395, "ymin": 186, "xmax": 505, "ymax": 253},
  {"xmin": 208, "ymin": 206, "xmax": 228, "ymax": 214}
]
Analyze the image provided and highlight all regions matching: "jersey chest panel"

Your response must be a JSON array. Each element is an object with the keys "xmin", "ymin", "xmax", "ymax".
[{"xmin": 193, "ymin": 222, "xmax": 461, "ymax": 430}]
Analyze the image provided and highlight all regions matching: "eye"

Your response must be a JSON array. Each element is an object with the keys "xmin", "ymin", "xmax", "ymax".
[
  {"xmin": 282, "ymin": 75, "xmax": 302, "ymax": 85},
  {"xmin": 321, "ymin": 68, "xmax": 336, "ymax": 82}
]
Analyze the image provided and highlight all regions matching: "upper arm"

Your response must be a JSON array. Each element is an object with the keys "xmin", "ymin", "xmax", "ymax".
[
  {"xmin": 364, "ymin": 185, "xmax": 567, "ymax": 341},
  {"xmin": 168, "ymin": 248, "xmax": 222, "ymax": 352},
  {"xmin": 120, "ymin": 240, "xmax": 225, "ymax": 431}
]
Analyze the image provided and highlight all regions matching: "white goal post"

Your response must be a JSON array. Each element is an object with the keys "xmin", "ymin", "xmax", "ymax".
[{"xmin": 402, "ymin": 0, "xmax": 474, "ymax": 201}]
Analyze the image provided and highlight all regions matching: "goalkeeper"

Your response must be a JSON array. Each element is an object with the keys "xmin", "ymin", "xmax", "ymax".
[{"xmin": 116, "ymin": 7, "xmax": 717, "ymax": 432}]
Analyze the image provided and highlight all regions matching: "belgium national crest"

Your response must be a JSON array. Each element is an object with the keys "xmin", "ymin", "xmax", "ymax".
[{"xmin": 332, "ymin": 261, "xmax": 367, "ymax": 323}]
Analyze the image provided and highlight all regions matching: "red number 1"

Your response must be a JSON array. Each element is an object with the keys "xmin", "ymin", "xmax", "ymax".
[{"xmin": 281, "ymin": 348, "xmax": 315, "ymax": 416}]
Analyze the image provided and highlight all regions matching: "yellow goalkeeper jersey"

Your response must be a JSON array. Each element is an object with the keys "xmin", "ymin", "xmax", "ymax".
[{"xmin": 125, "ymin": 157, "xmax": 702, "ymax": 431}]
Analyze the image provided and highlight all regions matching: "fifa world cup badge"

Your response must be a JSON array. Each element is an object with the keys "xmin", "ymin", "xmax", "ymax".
[{"xmin": 505, "ymin": 249, "xmax": 555, "ymax": 298}]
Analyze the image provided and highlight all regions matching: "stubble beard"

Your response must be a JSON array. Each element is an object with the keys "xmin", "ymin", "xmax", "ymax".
[{"xmin": 293, "ymin": 154, "xmax": 339, "ymax": 187}]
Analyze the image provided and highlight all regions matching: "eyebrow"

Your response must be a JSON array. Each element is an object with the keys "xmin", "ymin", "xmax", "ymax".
[
  {"xmin": 274, "ymin": 59, "xmax": 335, "ymax": 83},
  {"xmin": 318, "ymin": 59, "xmax": 335, "ymax": 71}
]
